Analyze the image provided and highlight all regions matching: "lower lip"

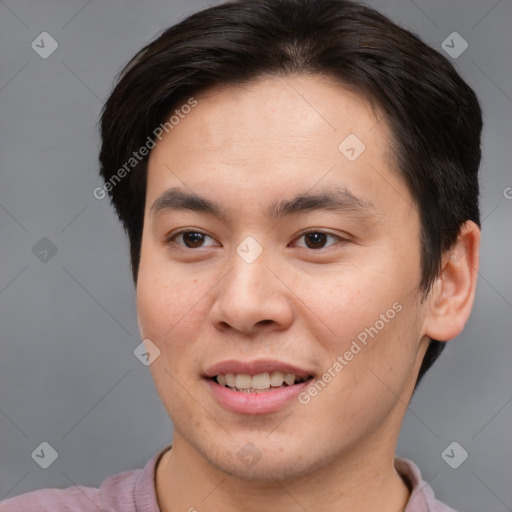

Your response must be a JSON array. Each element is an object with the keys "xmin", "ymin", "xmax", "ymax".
[{"xmin": 205, "ymin": 378, "xmax": 311, "ymax": 415}]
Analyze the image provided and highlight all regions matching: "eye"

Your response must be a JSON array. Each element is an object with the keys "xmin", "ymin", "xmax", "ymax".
[
  {"xmin": 293, "ymin": 230, "xmax": 343, "ymax": 250},
  {"xmin": 167, "ymin": 229, "xmax": 345, "ymax": 251},
  {"xmin": 167, "ymin": 230, "xmax": 218, "ymax": 249}
]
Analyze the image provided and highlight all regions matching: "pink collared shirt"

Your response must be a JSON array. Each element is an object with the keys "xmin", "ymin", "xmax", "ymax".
[{"xmin": 0, "ymin": 445, "xmax": 459, "ymax": 511}]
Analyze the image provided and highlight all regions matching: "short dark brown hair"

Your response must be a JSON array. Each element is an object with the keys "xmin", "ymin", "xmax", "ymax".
[{"xmin": 99, "ymin": 0, "xmax": 482, "ymax": 387}]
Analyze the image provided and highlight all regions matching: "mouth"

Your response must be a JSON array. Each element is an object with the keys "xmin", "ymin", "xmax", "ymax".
[
  {"xmin": 212, "ymin": 372, "xmax": 312, "ymax": 393},
  {"xmin": 203, "ymin": 360, "xmax": 315, "ymax": 414}
]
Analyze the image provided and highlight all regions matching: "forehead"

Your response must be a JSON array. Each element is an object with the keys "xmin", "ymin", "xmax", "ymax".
[
  {"xmin": 165, "ymin": 74, "xmax": 386, "ymax": 156},
  {"xmin": 146, "ymin": 74, "xmax": 411, "ymax": 219}
]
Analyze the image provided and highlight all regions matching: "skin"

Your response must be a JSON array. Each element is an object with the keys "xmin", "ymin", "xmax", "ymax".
[{"xmin": 135, "ymin": 74, "xmax": 480, "ymax": 512}]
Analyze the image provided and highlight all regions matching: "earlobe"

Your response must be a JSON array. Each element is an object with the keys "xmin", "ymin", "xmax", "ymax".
[{"xmin": 424, "ymin": 221, "xmax": 480, "ymax": 342}]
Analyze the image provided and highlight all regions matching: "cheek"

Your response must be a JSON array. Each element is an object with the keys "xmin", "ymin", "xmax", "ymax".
[
  {"xmin": 299, "ymin": 256, "xmax": 407, "ymax": 342},
  {"xmin": 135, "ymin": 253, "xmax": 220, "ymax": 380},
  {"xmin": 298, "ymin": 252, "xmax": 422, "ymax": 391},
  {"xmin": 303, "ymin": 299, "xmax": 421, "ymax": 444},
  {"xmin": 136, "ymin": 247, "xmax": 204, "ymax": 340},
  {"xmin": 135, "ymin": 258, "xmax": 209, "ymax": 412}
]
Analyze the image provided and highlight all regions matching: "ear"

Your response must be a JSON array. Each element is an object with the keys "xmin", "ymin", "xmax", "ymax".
[{"xmin": 424, "ymin": 220, "xmax": 480, "ymax": 341}]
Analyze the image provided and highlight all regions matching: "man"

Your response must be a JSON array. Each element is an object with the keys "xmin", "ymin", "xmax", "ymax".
[{"xmin": 1, "ymin": 0, "xmax": 481, "ymax": 510}]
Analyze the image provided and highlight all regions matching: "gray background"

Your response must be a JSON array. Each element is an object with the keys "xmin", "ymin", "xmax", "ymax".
[{"xmin": 0, "ymin": 0, "xmax": 511, "ymax": 510}]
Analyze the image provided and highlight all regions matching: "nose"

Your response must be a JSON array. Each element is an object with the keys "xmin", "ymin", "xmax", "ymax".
[{"xmin": 209, "ymin": 246, "xmax": 294, "ymax": 336}]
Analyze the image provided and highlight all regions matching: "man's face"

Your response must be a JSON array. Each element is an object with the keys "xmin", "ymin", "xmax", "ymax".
[{"xmin": 137, "ymin": 74, "xmax": 431, "ymax": 480}]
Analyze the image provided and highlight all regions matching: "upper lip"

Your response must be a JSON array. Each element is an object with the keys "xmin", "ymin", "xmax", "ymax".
[{"xmin": 203, "ymin": 359, "xmax": 314, "ymax": 379}]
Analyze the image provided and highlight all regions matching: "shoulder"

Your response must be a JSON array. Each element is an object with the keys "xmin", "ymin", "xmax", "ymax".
[
  {"xmin": 0, "ymin": 485, "xmax": 102, "ymax": 512},
  {"xmin": 0, "ymin": 467, "xmax": 142, "ymax": 512},
  {"xmin": 395, "ymin": 457, "xmax": 461, "ymax": 512}
]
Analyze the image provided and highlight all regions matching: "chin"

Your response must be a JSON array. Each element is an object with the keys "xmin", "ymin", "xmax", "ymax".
[
  {"xmin": 211, "ymin": 453, "xmax": 319, "ymax": 482},
  {"xmin": 191, "ymin": 433, "xmax": 335, "ymax": 483}
]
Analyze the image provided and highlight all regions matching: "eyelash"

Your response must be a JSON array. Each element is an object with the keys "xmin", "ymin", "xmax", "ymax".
[{"xmin": 166, "ymin": 228, "xmax": 346, "ymax": 251}]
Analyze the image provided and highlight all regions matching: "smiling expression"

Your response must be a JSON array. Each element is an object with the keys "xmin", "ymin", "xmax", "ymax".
[{"xmin": 136, "ymin": 74, "xmax": 431, "ymax": 480}]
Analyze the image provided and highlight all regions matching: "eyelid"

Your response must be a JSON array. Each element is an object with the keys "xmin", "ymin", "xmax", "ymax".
[
  {"xmin": 166, "ymin": 228, "xmax": 219, "ymax": 248},
  {"xmin": 166, "ymin": 228, "xmax": 350, "ymax": 250},
  {"xmin": 291, "ymin": 228, "xmax": 347, "ymax": 249}
]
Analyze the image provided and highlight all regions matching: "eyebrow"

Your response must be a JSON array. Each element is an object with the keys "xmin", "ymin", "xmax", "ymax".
[{"xmin": 150, "ymin": 185, "xmax": 377, "ymax": 222}]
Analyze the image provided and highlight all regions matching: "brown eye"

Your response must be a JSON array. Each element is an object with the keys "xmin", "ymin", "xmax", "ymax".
[
  {"xmin": 295, "ymin": 231, "xmax": 340, "ymax": 250},
  {"xmin": 169, "ymin": 230, "xmax": 216, "ymax": 249},
  {"xmin": 304, "ymin": 232, "xmax": 328, "ymax": 249}
]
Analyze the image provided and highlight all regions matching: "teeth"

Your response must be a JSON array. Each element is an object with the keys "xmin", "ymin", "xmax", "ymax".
[
  {"xmin": 215, "ymin": 371, "xmax": 306, "ymax": 391},
  {"xmin": 235, "ymin": 374, "xmax": 252, "ymax": 389},
  {"xmin": 251, "ymin": 372, "xmax": 270, "ymax": 389},
  {"xmin": 284, "ymin": 373, "xmax": 295, "ymax": 386},
  {"xmin": 269, "ymin": 371, "xmax": 284, "ymax": 386}
]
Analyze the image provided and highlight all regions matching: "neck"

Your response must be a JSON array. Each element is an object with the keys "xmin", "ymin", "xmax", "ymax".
[{"xmin": 155, "ymin": 432, "xmax": 410, "ymax": 512}]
